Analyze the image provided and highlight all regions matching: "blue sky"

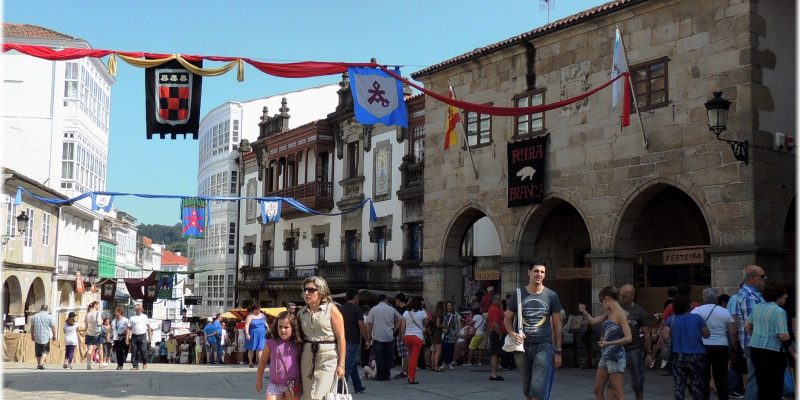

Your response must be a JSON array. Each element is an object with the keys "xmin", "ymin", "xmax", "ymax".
[{"xmin": 4, "ymin": 0, "xmax": 606, "ymax": 225}]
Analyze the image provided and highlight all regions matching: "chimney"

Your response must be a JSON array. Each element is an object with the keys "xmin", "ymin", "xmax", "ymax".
[{"xmin": 175, "ymin": 251, "xmax": 182, "ymax": 257}]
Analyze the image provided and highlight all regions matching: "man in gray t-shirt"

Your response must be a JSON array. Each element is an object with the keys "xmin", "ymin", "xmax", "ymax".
[
  {"xmin": 505, "ymin": 262, "xmax": 563, "ymax": 400},
  {"xmin": 619, "ymin": 284, "xmax": 654, "ymax": 400}
]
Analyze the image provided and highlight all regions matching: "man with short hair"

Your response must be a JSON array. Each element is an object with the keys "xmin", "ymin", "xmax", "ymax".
[
  {"xmin": 731, "ymin": 265, "xmax": 766, "ymax": 400},
  {"xmin": 618, "ymin": 284, "xmax": 655, "ymax": 400},
  {"xmin": 166, "ymin": 335, "xmax": 178, "ymax": 363},
  {"xmin": 30, "ymin": 304, "xmax": 56, "ymax": 370},
  {"xmin": 214, "ymin": 314, "xmax": 225, "ymax": 363},
  {"xmin": 203, "ymin": 317, "xmax": 219, "ymax": 364},
  {"xmin": 128, "ymin": 304, "xmax": 153, "ymax": 370},
  {"xmin": 504, "ymin": 262, "xmax": 563, "ymax": 400},
  {"xmin": 487, "ymin": 293, "xmax": 507, "ymax": 381},
  {"xmin": 340, "ymin": 289, "xmax": 369, "ymax": 393},
  {"xmin": 365, "ymin": 293, "xmax": 402, "ymax": 381}
]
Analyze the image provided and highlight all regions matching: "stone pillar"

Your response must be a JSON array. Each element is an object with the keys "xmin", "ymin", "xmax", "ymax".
[
  {"xmin": 499, "ymin": 257, "xmax": 526, "ymax": 297},
  {"xmin": 422, "ymin": 261, "xmax": 465, "ymax": 306},
  {"xmin": 587, "ymin": 253, "xmax": 635, "ymax": 314},
  {"xmin": 709, "ymin": 247, "xmax": 789, "ymax": 295}
]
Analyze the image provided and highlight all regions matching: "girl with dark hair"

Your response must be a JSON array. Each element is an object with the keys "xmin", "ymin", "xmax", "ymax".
[
  {"xmin": 464, "ymin": 306, "xmax": 486, "ymax": 366},
  {"xmin": 745, "ymin": 283, "xmax": 790, "ymax": 400},
  {"xmin": 63, "ymin": 312, "xmax": 78, "ymax": 369},
  {"xmin": 256, "ymin": 311, "xmax": 303, "ymax": 400},
  {"xmin": 402, "ymin": 296, "xmax": 427, "ymax": 384},
  {"xmin": 431, "ymin": 300, "xmax": 445, "ymax": 371},
  {"xmin": 101, "ymin": 317, "xmax": 113, "ymax": 365},
  {"xmin": 661, "ymin": 294, "xmax": 710, "ymax": 400},
  {"xmin": 441, "ymin": 301, "xmax": 461, "ymax": 370}
]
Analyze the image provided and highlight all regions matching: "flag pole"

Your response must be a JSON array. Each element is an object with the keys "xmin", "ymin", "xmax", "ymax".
[
  {"xmin": 617, "ymin": 24, "xmax": 648, "ymax": 148},
  {"xmin": 448, "ymin": 78, "xmax": 479, "ymax": 179}
]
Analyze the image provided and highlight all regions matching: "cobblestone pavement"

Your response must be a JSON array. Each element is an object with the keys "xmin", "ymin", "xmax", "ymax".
[{"xmin": 3, "ymin": 361, "xmax": 679, "ymax": 399}]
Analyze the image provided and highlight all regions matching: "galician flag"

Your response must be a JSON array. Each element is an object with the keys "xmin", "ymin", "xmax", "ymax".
[
  {"xmin": 444, "ymin": 85, "xmax": 461, "ymax": 150},
  {"xmin": 612, "ymin": 27, "xmax": 631, "ymax": 127}
]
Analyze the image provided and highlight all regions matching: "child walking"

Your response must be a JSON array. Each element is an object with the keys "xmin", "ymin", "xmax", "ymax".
[
  {"xmin": 63, "ymin": 312, "xmax": 78, "ymax": 369},
  {"xmin": 256, "ymin": 311, "xmax": 303, "ymax": 400}
]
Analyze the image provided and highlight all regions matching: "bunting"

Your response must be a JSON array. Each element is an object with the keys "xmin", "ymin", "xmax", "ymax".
[
  {"xmin": 146, "ymin": 59, "xmax": 203, "ymax": 139},
  {"xmin": 156, "ymin": 272, "xmax": 175, "ymax": 299},
  {"xmin": 349, "ymin": 66, "xmax": 408, "ymax": 127},
  {"xmin": 91, "ymin": 193, "xmax": 114, "ymax": 212},
  {"xmin": 181, "ymin": 198, "xmax": 208, "ymax": 238},
  {"xmin": 260, "ymin": 199, "xmax": 283, "ymax": 224}
]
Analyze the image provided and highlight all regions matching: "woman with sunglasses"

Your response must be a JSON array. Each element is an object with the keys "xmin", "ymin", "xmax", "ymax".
[{"xmin": 297, "ymin": 276, "xmax": 346, "ymax": 400}]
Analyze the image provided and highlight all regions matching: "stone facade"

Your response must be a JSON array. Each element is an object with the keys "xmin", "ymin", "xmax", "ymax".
[{"xmin": 412, "ymin": 0, "xmax": 795, "ymax": 314}]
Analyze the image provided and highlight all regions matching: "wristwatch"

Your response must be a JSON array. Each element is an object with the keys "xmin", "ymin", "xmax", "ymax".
[{"xmin": 554, "ymin": 349, "xmax": 562, "ymax": 355}]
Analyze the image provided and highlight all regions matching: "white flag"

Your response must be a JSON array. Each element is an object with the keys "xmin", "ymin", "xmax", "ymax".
[{"xmin": 611, "ymin": 27, "xmax": 628, "ymax": 110}]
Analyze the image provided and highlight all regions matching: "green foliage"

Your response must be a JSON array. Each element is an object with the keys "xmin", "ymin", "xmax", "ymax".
[{"xmin": 137, "ymin": 223, "xmax": 187, "ymax": 255}]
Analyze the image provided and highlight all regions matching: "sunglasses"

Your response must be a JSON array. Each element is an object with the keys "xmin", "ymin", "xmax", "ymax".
[
  {"xmin": 303, "ymin": 287, "xmax": 318, "ymax": 294},
  {"xmin": 750, "ymin": 274, "xmax": 767, "ymax": 279}
]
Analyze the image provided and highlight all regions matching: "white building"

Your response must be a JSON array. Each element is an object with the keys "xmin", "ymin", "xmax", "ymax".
[{"xmin": 189, "ymin": 84, "xmax": 340, "ymax": 317}]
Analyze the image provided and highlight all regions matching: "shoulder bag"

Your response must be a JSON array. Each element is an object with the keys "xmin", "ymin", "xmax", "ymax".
[
  {"xmin": 276, "ymin": 344, "xmax": 302, "ymax": 396},
  {"xmin": 502, "ymin": 288, "xmax": 525, "ymax": 353},
  {"xmin": 324, "ymin": 376, "xmax": 352, "ymax": 400}
]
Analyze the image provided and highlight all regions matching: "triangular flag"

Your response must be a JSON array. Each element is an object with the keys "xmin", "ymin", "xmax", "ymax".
[
  {"xmin": 612, "ymin": 27, "xmax": 631, "ymax": 127},
  {"xmin": 369, "ymin": 200, "xmax": 378, "ymax": 222},
  {"xmin": 14, "ymin": 188, "xmax": 22, "ymax": 205}
]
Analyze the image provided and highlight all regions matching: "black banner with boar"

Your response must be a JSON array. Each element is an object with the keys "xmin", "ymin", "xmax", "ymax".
[{"xmin": 507, "ymin": 134, "xmax": 548, "ymax": 207}]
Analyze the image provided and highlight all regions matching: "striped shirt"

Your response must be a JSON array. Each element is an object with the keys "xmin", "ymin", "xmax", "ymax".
[
  {"xmin": 732, "ymin": 284, "xmax": 764, "ymax": 349},
  {"xmin": 30, "ymin": 311, "xmax": 55, "ymax": 344},
  {"xmin": 747, "ymin": 302, "xmax": 788, "ymax": 352}
]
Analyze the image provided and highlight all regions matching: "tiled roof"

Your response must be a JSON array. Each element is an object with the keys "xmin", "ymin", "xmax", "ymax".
[
  {"xmin": 2, "ymin": 23, "xmax": 77, "ymax": 40},
  {"xmin": 162, "ymin": 250, "xmax": 189, "ymax": 267},
  {"xmin": 411, "ymin": 0, "xmax": 647, "ymax": 78}
]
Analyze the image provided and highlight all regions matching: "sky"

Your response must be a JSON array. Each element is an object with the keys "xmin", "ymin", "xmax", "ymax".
[{"xmin": 4, "ymin": 0, "xmax": 607, "ymax": 225}]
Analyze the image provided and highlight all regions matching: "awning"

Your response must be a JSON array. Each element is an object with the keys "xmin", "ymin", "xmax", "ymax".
[{"xmin": 225, "ymin": 307, "xmax": 288, "ymax": 320}]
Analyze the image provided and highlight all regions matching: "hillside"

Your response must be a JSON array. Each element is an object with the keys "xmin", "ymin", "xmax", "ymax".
[{"xmin": 136, "ymin": 223, "xmax": 188, "ymax": 255}]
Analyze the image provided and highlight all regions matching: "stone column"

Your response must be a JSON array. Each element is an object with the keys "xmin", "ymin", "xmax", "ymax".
[
  {"xmin": 499, "ymin": 257, "xmax": 527, "ymax": 297},
  {"xmin": 422, "ymin": 261, "xmax": 466, "ymax": 306},
  {"xmin": 587, "ymin": 253, "xmax": 635, "ymax": 314},
  {"xmin": 709, "ymin": 247, "xmax": 789, "ymax": 295}
]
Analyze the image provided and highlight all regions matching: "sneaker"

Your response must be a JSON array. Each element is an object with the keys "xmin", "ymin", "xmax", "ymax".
[
  {"xmin": 476, "ymin": 363, "xmax": 482, "ymax": 366},
  {"xmin": 116, "ymin": 366, "xmax": 122, "ymax": 370},
  {"xmin": 462, "ymin": 363, "xmax": 472, "ymax": 366},
  {"xmin": 63, "ymin": 364, "xmax": 68, "ymax": 369},
  {"xmin": 729, "ymin": 392, "xmax": 744, "ymax": 399},
  {"xmin": 354, "ymin": 387, "xmax": 367, "ymax": 394},
  {"xmin": 37, "ymin": 365, "xmax": 44, "ymax": 370},
  {"xmin": 101, "ymin": 362, "xmax": 109, "ymax": 367},
  {"xmin": 87, "ymin": 363, "xmax": 92, "ymax": 370},
  {"xmin": 393, "ymin": 372, "xmax": 408, "ymax": 379},
  {"xmin": 449, "ymin": 364, "xmax": 454, "ymax": 370}
]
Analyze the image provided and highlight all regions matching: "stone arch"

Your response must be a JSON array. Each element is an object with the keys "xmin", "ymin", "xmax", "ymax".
[
  {"xmin": 515, "ymin": 191, "xmax": 595, "ymax": 258},
  {"xmin": 24, "ymin": 277, "xmax": 46, "ymax": 315},
  {"xmin": 3, "ymin": 275, "xmax": 23, "ymax": 318},
  {"xmin": 612, "ymin": 179, "xmax": 711, "ymax": 254},
  {"xmin": 441, "ymin": 203, "xmax": 503, "ymax": 262}
]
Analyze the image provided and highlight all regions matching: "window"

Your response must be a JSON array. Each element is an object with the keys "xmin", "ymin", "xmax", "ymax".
[
  {"xmin": 64, "ymin": 62, "xmax": 79, "ymax": 98},
  {"xmin": 465, "ymin": 111, "xmax": 492, "ymax": 146},
  {"xmin": 41, "ymin": 213, "xmax": 51, "ymax": 246},
  {"xmin": 285, "ymin": 237, "xmax": 296, "ymax": 267},
  {"xmin": 229, "ymin": 222, "xmax": 236, "ymax": 247},
  {"xmin": 404, "ymin": 223, "xmax": 423, "ymax": 260},
  {"xmin": 345, "ymin": 230, "xmax": 358, "ymax": 262},
  {"xmin": 347, "ymin": 142, "xmax": 359, "ymax": 178},
  {"xmin": 5, "ymin": 202, "xmax": 17, "ymax": 237},
  {"xmin": 232, "ymin": 120, "xmax": 240, "ymax": 146},
  {"xmin": 514, "ymin": 89, "xmax": 545, "ymax": 136},
  {"xmin": 230, "ymin": 170, "xmax": 238, "ymax": 194},
  {"xmin": 409, "ymin": 123, "xmax": 425, "ymax": 163},
  {"xmin": 313, "ymin": 233, "xmax": 326, "ymax": 263},
  {"xmin": 631, "ymin": 58, "xmax": 669, "ymax": 110},
  {"xmin": 61, "ymin": 142, "xmax": 75, "ymax": 179},
  {"xmin": 261, "ymin": 240, "xmax": 272, "ymax": 268},
  {"xmin": 374, "ymin": 227, "xmax": 386, "ymax": 261},
  {"xmin": 23, "ymin": 208, "xmax": 33, "ymax": 247}
]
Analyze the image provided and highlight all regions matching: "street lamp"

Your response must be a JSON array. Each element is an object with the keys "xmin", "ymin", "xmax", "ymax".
[
  {"xmin": 705, "ymin": 91, "xmax": 748, "ymax": 164},
  {"xmin": 2, "ymin": 211, "xmax": 30, "ymax": 245}
]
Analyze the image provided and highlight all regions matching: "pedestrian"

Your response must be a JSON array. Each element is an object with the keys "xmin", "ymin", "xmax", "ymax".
[
  {"xmin": 214, "ymin": 314, "xmax": 225, "ymax": 363},
  {"xmin": 220, "ymin": 321, "xmax": 230, "ymax": 364},
  {"xmin": 463, "ymin": 306, "xmax": 486, "ymax": 366},
  {"xmin": 287, "ymin": 302, "xmax": 298, "ymax": 314},
  {"xmin": 481, "ymin": 286, "xmax": 495, "ymax": 314},
  {"xmin": 664, "ymin": 288, "xmax": 677, "ymax": 310},
  {"xmin": 203, "ymin": 317, "xmax": 219, "ymax": 364},
  {"xmin": 111, "ymin": 306, "xmax": 130, "ymax": 370},
  {"xmin": 30, "ymin": 304, "xmax": 56, "ymax": 370},
  {"xmin": 392, "ymin": 293, "xmax": 410, "ymax": 379},
  {"xmin": 731, "ymin": 265, "xmax": 766, "ymax": 400},
  {"xmin": 179, "ymin": 339, "xmax": 190, "ymax": 364},
  {"xmin": 167, "ymin": 334, "xmax": 177, "ymax": 364},
  {"xmin": 159, "ymin": 338, "xmax": 168, "ymax": 363},
  {"xmin": 579, "ymin": 286, "xmax": 632, "ymax": 400},
  {"xmin": 101, "ymin": 317, "xmax": 113, "ymax": 365},
  {"xmin": 402, "ymin": 296, "xmax": 427, "ymax": 384},
  {"xmin": 128, "ymin": 303, "xmax": 153, "ymax": 371},
  {"xmin": 657, "ymin": 283, "xmax": 699, "ymax": 376},
  {"xmin": 745, "ymin": 283, "xmax": 790, "ymax": 400},
  {"xmin": 430, "ymin": 300, "xmax": 445, "ymax": 371},
  {"xmin": 63, "ymin": 311, "xmax": 78, "ymax": 369},
  {"xmin": 723, "ymin": 290, "xmax": 746, "ymax": 399},
  {"xmin": 83, "ymin": 301, "xmax": 103, "ymax": 369},
  {"xmin": 364, "ymin": 293, "xmax": 402, "ymax": 381},
  {"xmin": 195, "ymin": 331, "xmax": 205, "ymax": 365},
  {"xmin": 235, "ymin": 318, "xmax": 246, "ymax": 364},
  {"xmin": 504, "ymin": 262, "xmax": 564, "ymax": 400},
  {"xmin": 245, "ymin": 304, "xmax": 268, "ymax": 368},
  {"xmin": 691, "ymin": 288, "xmax": 737, "ymax": 400},
  {"xmin": 441, "ymin": 301, "xmax": 460, "ymax": 370},
  {"xmin": 297, "ymin": 276, "xmax": 346, "ymax": 400},
  {"xmin": 256, "ymin": 310, "xmax": 303, "ymax": 400},
  {"xmin": 339, "ymin": 289, "xmax": 369, "ymax": 394},
  {"xmin": 661, "ymin": 294, "xmax": 710, "ymax": 400},
  {"xmin": 616, "ymin": 284, "xmax": 655, "ymax": 400},
  {"xmin": 487, "ymin": 293, "xmax": 507, "ymax": 381}
]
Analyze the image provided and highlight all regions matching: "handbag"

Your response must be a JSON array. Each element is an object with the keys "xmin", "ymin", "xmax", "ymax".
[
  {"xmin": 502, "ymin": 288, "xmax": 525, "ymax": 353},
  {"xmin": 324, "ymin": 376, "xmax": 352, "ymax": 400}
]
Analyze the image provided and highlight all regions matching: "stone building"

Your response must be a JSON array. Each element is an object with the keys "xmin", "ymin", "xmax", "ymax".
[{"xmin": 411, "ymin": 0, "xmax": 795, "ymax": 314}]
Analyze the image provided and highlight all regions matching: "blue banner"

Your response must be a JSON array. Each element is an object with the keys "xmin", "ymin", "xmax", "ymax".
[
  {"xmin": 349, "ymin": 67, "xmax": 408, "ymax": 127},
  {"xmin": 260, "ymin": 199, "xmax": 282, "ymax": 224}
]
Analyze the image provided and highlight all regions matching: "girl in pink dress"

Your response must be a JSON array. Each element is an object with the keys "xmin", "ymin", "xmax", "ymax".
[{"xmin": 256, "ymin": 311, "xmax": 303, "ymax": 400}]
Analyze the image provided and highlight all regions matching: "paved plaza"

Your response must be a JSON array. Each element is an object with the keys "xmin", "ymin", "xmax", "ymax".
[{"xmin": 3, "ymin": 361, "xmax": 679, "ymax": 399}]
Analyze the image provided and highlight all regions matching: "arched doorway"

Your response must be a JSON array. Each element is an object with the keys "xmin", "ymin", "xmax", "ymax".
[
  {"xmin": 519, "ymin": 200, "xmax": 592, "ymax": 314},
  {"xmin": 442, "ymin": 207, "xmax": 502, "ymax": 306},
  {"xmin": 24, "ymin": 277, "xmax": 46, "ymax": 317},
  {"xmin": 615, "ymin": 185, "xmax": 710, "ymax": 313},
  {"xmin": 60, "ymin": 281, "xmax": 73, "ymax": 308},
  {"xmin": 3, "ymin": 276, "xmax": 23, "ymax": 325}
]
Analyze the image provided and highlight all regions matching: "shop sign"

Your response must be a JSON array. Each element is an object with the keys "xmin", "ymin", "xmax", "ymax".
[
  {"xmin": 507, "ymin": 134, "xmax": 548, "ymax": 207},
  {"xmin": 475, "ymin": 270, "xmax": 500, "ymax": 280},
  {"xmin": 663, "ymin": 248, "xmax": 705, "ymax": 265},
  {"xmin": 183, "ymin": 295, "xmax": 202, "ymax": 305},
  {"xmin": 555, "ymin": 268, "xmax": 592, "ymax": 280}
]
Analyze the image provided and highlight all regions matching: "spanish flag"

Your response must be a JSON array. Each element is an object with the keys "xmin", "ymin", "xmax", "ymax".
[{"xmin": 444, "ymin": 85, "xmax": 461, "ymax": 150}]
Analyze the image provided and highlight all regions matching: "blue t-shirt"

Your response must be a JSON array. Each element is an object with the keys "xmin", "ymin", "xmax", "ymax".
[
  {"xmin": 203, "ymin": 323, "xmax": 218, "ymax": 342},
  {"xmin": 667, "ymin": 313, "xmax": 706, "ymax": 354},
  {"xmin": 213, "ymin": 320, "xmax": 223, "ymax": 336}
]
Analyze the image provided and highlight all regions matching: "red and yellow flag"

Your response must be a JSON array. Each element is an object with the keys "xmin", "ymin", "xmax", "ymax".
[{"xmin": 444, "ymin": 85, "xmax": 461, "ymax": 150}]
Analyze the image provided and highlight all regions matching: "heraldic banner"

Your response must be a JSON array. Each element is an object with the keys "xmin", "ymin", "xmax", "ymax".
[
  {"xmin": 507, "ymin": 134, "xmax": 548, "ymax": 207},
  {"xmin": 348, "ymin": 67, "xmax": 408, "ymax": 127},
  {"xmin": 99, "ymin": 279, "xmax": 117, "ymax": 302},
  {"xmin": 145, "ymin": 59, "xmax": 203, "ymax": 139},
  {"xmin": 156, "ymin": 272, "xmax": 175, "ymax": 299},
  {"xmin": 181, "ymin": 198, "xmax": 208, "ymax": 238}
]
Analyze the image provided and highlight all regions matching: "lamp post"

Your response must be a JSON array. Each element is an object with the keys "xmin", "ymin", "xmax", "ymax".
[
  {"xmin": 2, "ymin": 211, "xmax": 30, "ymax": 245},
  {"xmin": 705, "ymin": 91, "xmax": 748, "ymax": 164}
]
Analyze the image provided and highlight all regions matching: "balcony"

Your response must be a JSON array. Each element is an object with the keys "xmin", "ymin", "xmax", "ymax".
[
  {"xmin": 57, "ymin": 255, "xmax": 98, "ymax": 276},
  {"xmin": 397, "ymin": 159, "xmax": 423, "ymax": 201},
  {"xmin": 268, "ymin": 181, "xmax": 333, "ymax": 218},
  {"xmin": 235, "ymin": 265, "xmax": 319, "ymax": 291},
  {"xmin": 337, "ymin": 176, "xmax": 365, "ymax": 210}
]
